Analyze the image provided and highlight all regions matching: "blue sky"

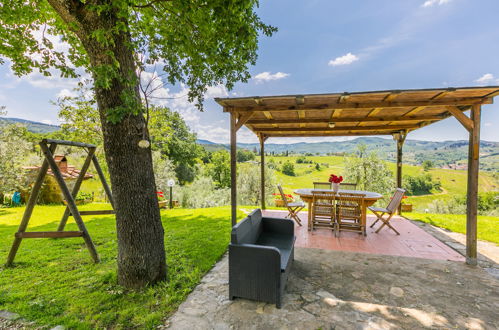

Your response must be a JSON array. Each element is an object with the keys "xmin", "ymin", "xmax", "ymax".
[{"xmin": 1, "ymin": 0, "xmax": 499, "ymax": 143}]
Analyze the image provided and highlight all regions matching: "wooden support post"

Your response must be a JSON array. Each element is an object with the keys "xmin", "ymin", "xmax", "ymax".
[
  {"xmin": 395, "ymin": 132, "xmax": 407, "ymax": 214},
  {"xmin": 40, "ymin": 142, "xmax": 100, "ymax": 263},
  {"xmin": 6, "ymin": 143, "xmax": 57, "ymax": 266},
  {"xmin": 230, "ymin": 112, "xmax": 237, "ymax": 226},
  {"xmin": 466, "ymin": 105, "xmax": 481, "ymax": 265},
  {"xmin": 92, "ymin": 154, "xmax": 115, "ymax": 208},
  {"xmin": 58, "ymin": 147, "xmax": 96, "ymax": 231},
  {"xmin": 6, "ymin": 140, "xmax": 111, "ymax": 267},
  {"xmin": 259, "ymin": 134, "xmax": 266, "ymax": 210}
]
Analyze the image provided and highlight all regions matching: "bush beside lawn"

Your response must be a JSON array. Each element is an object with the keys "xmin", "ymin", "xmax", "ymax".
[
  {"xmin": 405, "ymin": 212, "xmax": 499, "ymax": 245},
  {"xmin": 0, "ymin": 204, "xmax": 240, "ymax": 329}
]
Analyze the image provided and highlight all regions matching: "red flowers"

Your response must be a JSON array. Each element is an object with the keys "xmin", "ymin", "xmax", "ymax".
[
  {"xmin": 272, "ymin": 193, "xmax": 294, "ymax": 201},
  {"xmin": 329, "ymin": 174, "xmax": 343, "ymax": 184},
  {"xmin": 156, "ymin": 191, "xmax": 165, "ymax": 198}
]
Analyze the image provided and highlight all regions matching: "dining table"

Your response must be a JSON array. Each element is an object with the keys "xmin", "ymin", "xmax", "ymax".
[{"xmin": 293, "ymin": 188, "xmax": 383, "ymax": 233}]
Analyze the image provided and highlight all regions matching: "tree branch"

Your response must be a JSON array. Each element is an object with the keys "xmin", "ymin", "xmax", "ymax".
[{"xmin": 131, "ymin": 0, "xmax": 173, "ymax": 9}]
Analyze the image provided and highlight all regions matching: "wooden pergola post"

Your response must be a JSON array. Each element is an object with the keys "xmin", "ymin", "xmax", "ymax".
[
  {"xmin": 230, "ymin": 112, "xmax": 237, "ymax": 226},
  {"xmin": 466, "ymin": 105, "xmax": 481, "ymax": 265},
  {"xmin": 228, "ymin": 110, "xmax": 254, "ymax": 225},
  {"xmin": 395, "ymin": 131, "xmax": 407, "ymax": 214},
  {"xmin": 259, "ymin": 134, "xmax": 267, "ymax": 210}
]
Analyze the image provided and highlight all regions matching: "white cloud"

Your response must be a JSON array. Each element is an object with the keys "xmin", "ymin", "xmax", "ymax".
[
  {"xmin": 56, "ymin": 88, "xmax": 78, "ymax": 99},
  {"xmin": 474, "ymin": 73, "xmax": 499, "ymax": 85},
  {"xmin": 253, "ymin": 71, "xmax": 289, "ymax": 83},
  {"xmin": 204, "ymin": 85, "xmax": 228, "ymax": 98},
  {"xmin": 422, "ymin": 0, "xmax": 452, "ymax": 8},
  {"xmin": 328, "ymin": 53, "xmax": 359, "ymax": 66},
  {"xmin": 484, "ymin": 122, "xmax": 492, "ymax": 127},
  {"xmin": 41, "ymin": 119, "xmax": 53, "ymax": 125}
]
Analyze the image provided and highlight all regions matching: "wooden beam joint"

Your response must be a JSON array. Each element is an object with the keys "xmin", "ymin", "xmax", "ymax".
[{"xmin": 447, "ymin": 106, "xmax": 474, "ymax": 132}]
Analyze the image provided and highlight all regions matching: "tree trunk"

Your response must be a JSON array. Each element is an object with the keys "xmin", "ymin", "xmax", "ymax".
[{"xmin": 47, "ymin": 1, "xmax": 167, "ymax": 288}]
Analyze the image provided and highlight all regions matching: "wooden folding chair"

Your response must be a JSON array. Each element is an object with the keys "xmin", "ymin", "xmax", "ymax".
[
  {"xmin": 369, "ymin": 188, "xmax": 406, "ymax": 235},
  {"xmin": 336, "ymin": 192, "xmax": 365, "ymax": 236},
  {"xmin": 311, "ymin": 190, "xmax": 336, "ymax": 231},
  {"xmin": 277, "ymin": 185, "xmax": 304, "ymax": 226},
  {"xmin": 313, "ymin": 182, "xmax": 331, "ymax": 190},
  {"xmin": 340, "ymin": 182, "xmax": 357, "ymax": 190}
]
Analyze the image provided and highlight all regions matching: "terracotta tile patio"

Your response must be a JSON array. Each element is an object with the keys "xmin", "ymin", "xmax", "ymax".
[{"xmin": 263, "ymin": 210, "xmax": 464, "ymax": 262}]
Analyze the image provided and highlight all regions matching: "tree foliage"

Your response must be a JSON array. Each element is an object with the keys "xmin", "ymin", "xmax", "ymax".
[
  {"xmin": 281, "ymin": 161, "xmax": 295, "ymax": 176},
  {"xmin": 237, "ymin": 149, "xmax": 255, "ymax": 162},
  {"xmin": 403, "ymin": 173, "xmax": 441, "ymax": 196},
  {"xmin": 1, "ymin": 0, "xmax": 276, "ymax": 120},
  {"xmin": 207, "ymin": 150, "xmax": 231, "ymax": 188},
  {"xmin": 344, "ymin": 144, "xmax": 394, "ymax": 195},
  {"xmin": 0, "ymin": 124, "xmax": 31, "ymax": 195}
]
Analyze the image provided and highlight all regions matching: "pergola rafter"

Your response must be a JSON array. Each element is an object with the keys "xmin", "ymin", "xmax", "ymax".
[{"xmin": 216, "ymin": 86, "xmax": 499, "ymax": 266}]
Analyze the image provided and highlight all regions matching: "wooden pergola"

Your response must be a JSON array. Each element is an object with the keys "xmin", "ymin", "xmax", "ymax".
[{"xmin": 216, "ymin": 86, "xmax": 499, "ymax": 265}]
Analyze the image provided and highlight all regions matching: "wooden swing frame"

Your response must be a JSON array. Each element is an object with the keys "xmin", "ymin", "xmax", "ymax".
[{"xmin": 6, "ymin": 139, "xmax": 115, "ymax": 266}]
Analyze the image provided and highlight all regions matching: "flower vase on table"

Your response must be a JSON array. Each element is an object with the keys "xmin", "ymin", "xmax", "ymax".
[{"xmin": 328, "ymin": 174, "xmax": 343, "ymax": 193}]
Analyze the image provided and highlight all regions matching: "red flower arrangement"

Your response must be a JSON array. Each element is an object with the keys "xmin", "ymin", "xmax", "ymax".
[
  {"xmin": 272, "ymin": 193, "xmax": 294, "ymax": 201},
  {"xmin": 328, "ymin": 174, "xmax": 343, "ymax": 184}
]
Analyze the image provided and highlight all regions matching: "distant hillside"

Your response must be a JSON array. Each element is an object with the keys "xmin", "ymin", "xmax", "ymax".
[
  {"xmin": 2, "ymin": 117, "xmax": 497, "ymax": 171},
  {"xmin": 197, "ymin": 137, "xmax": 499, "ymax": 171},
  {"xmin": 0, "ymin": 117, "xmax": 60, "ymax": 134}
]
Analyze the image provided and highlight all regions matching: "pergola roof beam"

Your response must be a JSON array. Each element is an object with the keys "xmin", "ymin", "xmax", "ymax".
[
  {"xmin": 232, "ymin": 97, "xmax": 492, "ymax": 112},
  {"xmin": 247, "ymin": 115, "xmax": 445, "ymax": 125},
  {"xmin": 253, "ymin": 125, "xmax": 415, "ymax": 132}
]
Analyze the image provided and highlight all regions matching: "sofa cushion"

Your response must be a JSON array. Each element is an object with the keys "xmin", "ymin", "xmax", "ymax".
[
  {"xmin": 231, "ymin": 217, "xmax": 255, "ymax": 244},
  {"xmin": 255, "ymin": 232, "xmax": 294, "ymax": 271},
  {"xmin": 248, "ymin": 209, "xmax": 263, "ymax": 236}
]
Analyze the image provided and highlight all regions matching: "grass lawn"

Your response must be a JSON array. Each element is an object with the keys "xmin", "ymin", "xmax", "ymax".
[
  {"xmin": 405, "ymin": 212, "xmax": 499, "ymax": 245},
  {"xmin": 0, "ymin": 204, "xmax": 242, "ymax": 329}
]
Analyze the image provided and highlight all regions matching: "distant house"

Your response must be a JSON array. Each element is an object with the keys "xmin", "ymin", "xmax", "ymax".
[
  {"xmin": 441, "ymin": 163, "xmax": 468, "ymax": 170},
  {"xmin": 23, "ymin": 155, "xmax": 93, "ymax": 203}
]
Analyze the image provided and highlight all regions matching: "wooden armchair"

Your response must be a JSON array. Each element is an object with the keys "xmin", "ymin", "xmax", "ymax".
[
  {"xmin": 369, "ymin": 188, "xmax": 406, "ymax": 235},
  {"xmin": 311, "ymin": 190, "xmax": 336, "ymax": 232},
  {"xmin": 277, "ymin": 185, "xmax": 304, "ymax": 226},
  {"xmin": 340, "ymin": 182, "xmax": 357, "ymax": 190},
  {"xmin": 336, "ymin": 192, "xmax": 366, "ymax": 236},
  {"xmin": 313, "ymin": 182, "xmax": 331, "ymax": 190}
]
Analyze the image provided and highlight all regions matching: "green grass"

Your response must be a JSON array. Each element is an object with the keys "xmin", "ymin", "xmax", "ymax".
[
  {"xmin": 405, "ymin": 212, "xmax": 499, "ymax": 244},
  {"xmin": 0, "ymin": 204, "xmax": 243, "ymax": 329}
]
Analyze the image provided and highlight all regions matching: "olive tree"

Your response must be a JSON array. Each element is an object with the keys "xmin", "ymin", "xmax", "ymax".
[{"xmin": 0, "ymin": 0, "xmax": 275, "ymax": 288}]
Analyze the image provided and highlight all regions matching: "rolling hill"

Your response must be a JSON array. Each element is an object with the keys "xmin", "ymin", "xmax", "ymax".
[
  {"xmin": 2, "ymin": 116, "xmax": 497, "ymax": 171},
  {"xmin": 197, "ymin": 137, "xmax": 499, "ymax": 171}
]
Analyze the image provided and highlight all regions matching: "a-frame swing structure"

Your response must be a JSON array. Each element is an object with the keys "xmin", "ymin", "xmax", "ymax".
[{"xmin": 6, "ymin": 139, "xmax": 115, "ymax": 266}]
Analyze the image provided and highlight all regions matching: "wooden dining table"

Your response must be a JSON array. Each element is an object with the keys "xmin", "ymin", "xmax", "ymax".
[{"xmin": 293, "ymin": 188, "xmax": 383, "ymax": 233}]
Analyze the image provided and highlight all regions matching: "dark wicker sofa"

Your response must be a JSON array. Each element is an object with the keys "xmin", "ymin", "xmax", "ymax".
[{"xmin": 229, "ymin": 209, "xmax": 295, "ymax": 308}]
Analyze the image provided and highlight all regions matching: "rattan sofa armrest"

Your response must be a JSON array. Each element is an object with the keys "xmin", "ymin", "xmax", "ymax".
[{"xmin": 229, "ymin": 243, "xmax": 281, "ymax": 275}]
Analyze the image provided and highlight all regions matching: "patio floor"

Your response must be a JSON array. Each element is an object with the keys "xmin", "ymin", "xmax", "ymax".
[
  {"xmin": 263, "ymin": 209, "xmax": 464, "ymax": 262},
  {"xmin": 166, "ymin": 248, "xmax": 499, "ymax": 329}
]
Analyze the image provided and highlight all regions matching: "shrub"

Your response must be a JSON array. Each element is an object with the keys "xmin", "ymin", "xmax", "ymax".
[
  {"xmin": 403, "ymin": 173, "xmax": 441, "ymax": 196},
  {"xmin": 281, "ymin": 161, "xmax": 295, "ymax": 176},
  {"xmin": 237, "ymin": 164, "xmax": 276, "ymax": 206},
  {"xmin": 178, "ymin": 177, "xmax": 230, "ymax": 208}
]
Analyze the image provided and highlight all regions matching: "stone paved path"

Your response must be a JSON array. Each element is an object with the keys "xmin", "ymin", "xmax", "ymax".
[
  {"xmin": 166, "ymin": 248, "xmax": 499, "ymax": 329},
  {"xmin": 408, "ymin": 219, "xmax": 499, "ymax": 280}
]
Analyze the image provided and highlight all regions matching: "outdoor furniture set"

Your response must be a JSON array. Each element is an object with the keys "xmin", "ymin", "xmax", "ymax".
[{"xmin": 228, "ymin": 186, "xmax": 405, "ymax": 308}]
